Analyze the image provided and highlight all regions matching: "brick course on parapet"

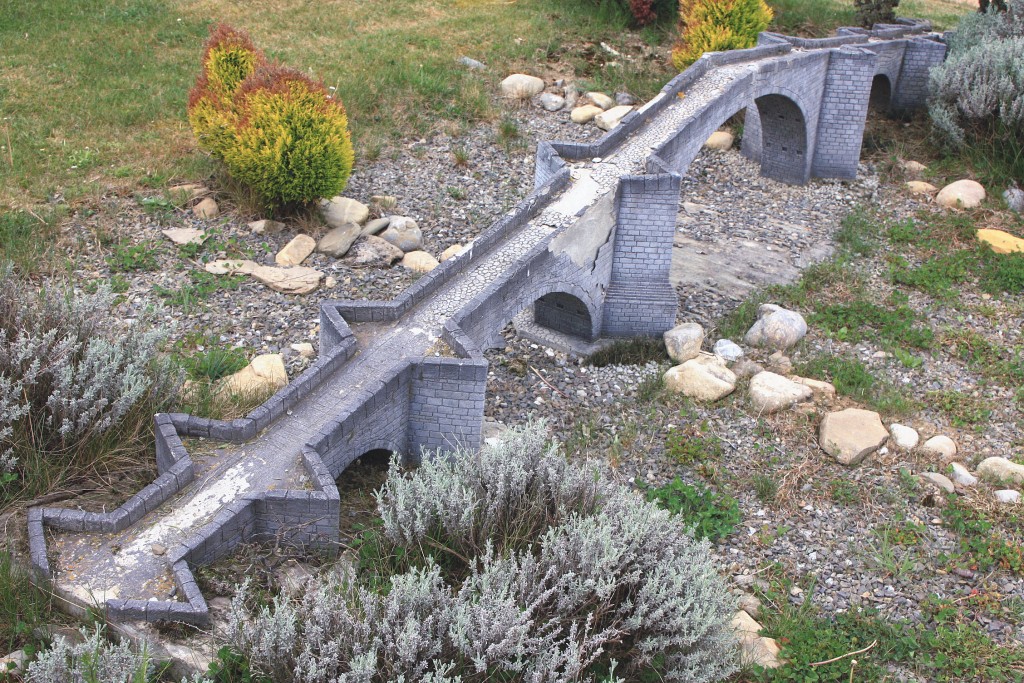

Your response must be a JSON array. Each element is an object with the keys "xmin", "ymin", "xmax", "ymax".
[{"xmin": 28, "ymin": 20, "xmax": 946, "ymax": 628}]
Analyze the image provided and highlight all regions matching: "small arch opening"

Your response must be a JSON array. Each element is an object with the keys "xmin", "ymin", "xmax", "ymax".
[
  {"xmin": 533, "ymin": 291, "xmax": 595, "ymax": 341},
  {"xmin": 869, "ymin": 74, "xmax": 892, "ymax": 112},
  {"xmin": 337, "ymin": 448, "xmax": 392, "ymax": 540}
]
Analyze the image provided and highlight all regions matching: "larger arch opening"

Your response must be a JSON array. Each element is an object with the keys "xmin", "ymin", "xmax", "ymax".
[
  {"xmin": 755, "ymin": 94, "xmax": 808, "ymax": 185},
  {"xmin": 533, "ymin": 291, "xmax": 595, "ymax": 341},
  {"xmin": 337, "ymin": 448, "xmax": 392, "ymax": 541}
]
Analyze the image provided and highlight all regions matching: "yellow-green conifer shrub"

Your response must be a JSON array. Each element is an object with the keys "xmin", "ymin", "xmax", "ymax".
[
  {"xmin": 187, "ymin": 24, "xmax": 266, "ymax": 158},
  {"xmin": 221, "ymin": 66, "xmax": 355, "ymax": 212},
  {"xmin": 671, "ymin": 0, "xmax": 773, "ymax": 70}
]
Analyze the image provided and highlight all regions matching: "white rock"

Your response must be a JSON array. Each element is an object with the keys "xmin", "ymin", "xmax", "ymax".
[
  {"xmin": 995, "ymin": 489, "xmax": 1022, "ymax": 504},
  {"xmin": 0, "ymin": 649, "xmax": 27, "ymax": 674},
  {"xmin": 361, "ymin": 217, "xmax": 392, "ymax": 236},
  {"xmin": 906, "ymin": 181, "xmax": 937, "ymax": 195},
  {"xmin": 900, "ymin": 159, "xmax": 927, "ymax": 177},
  {"xmin": 500, "ymin": 73, "xmax": 544, "ymax": 99},
  {"xmin": 584, "ymin": 91, "xmax": 615, "ymax": 110},
  {"xmin": 379, "ymin": 216, "xmax": 423, "ymax": 252},
  {"xmin": 594, "ymin": 105, "xmax": 633, "ymax": 131},
  {"xmin": 1005, "ymin": 187, "xmax": 1024, "ymax": 214},
  {"xmin": 888, "ymin": 424, "xmax": 920, "ymax": 450},
  {"xmin": 570, "ymin": 105, "xmax": 604, "ymax": 124},
  {"xmin": 744, "ymin": 303, "xmax": 807, "ymax": 350},
  {"xmin": 935, "ymin": 179, "xmax": 986, "ymax": 209},
  {"xmin": 205, "ymin": 258, "xmax": 257, "ymax": 275},
  {"xmin": 920, "ymin": 472, "xmax": 955, "ymax": 494},
  {"xmin": 344, "ymin": 235, "xmax": 404, "ymax": 267},
  {"xmin": 977, "ymin": 457, "xmax": 1024, "ymax": 485},
  {"xmin": 320, "ymin": 196, "xmax": 369, "ymax": 227},
  {"xmin": 539, "ymin": 93, "xmax": 565, "ymax": 111},
  {"xmin": 705, "ymin": 131, "xmax": 734, "ymax": 150},
  {"xmin": 920, "ymin": 435, "xmax": 957, "ymax": 461},
  {"xmin": 458, "ymin": 56, "xmax": 486, "ymax": 71},
  {"xmin": 713, "ymin": 339, "xmax": 744, "ymax": 362},
  {"xmin": 949, "ymin": 462, "xmax": 978, "ymax": 487},
  {"xmin": 317, "ymin": 222, "xmax": 362, "ymax": 258},
  {"xmin": 663, "ymin": 355, "xmax": 737, "ymax": 402},
  {"xmin": 192, "ymin": 197, "xmax": 219, "ymax": 219},
  {"xmin": 749, "ymin": 372, "xmax": 813, "ymax": 414},
  {"xmin": 220, "ymin": 354, "xmax": 288, "ymax": 396},
  {"xmin": 819, "ymin": 408, "xmax": 889, "ymax": 466},
  {"xmin": 738, "ymin": 594, "xmax": 761, "ymax": 619},
  {"xmin": 258, "ymin": 266, "xmax": 323, "ymax": 294},
  {"xmin": 161, "ymin": 228, "xmax": 208, "ymax": 246},
  {"xmin": 663, "ymin": 323, "xmax": 704, "ymax": 364},
  {"xmin": 248, "ymin": 219, "xmax": 285, "ymax": 235},
  {"xmin": 401, "ymin": 250, "xmax": 440, "ymax": 273},
  {"xmin": 732, "ymin": 611, "xmax": 782, "ymax": 669},
  {"xmin": 790, "ymin": 375, "xmax": 836, "ymax": 400},
  {"xmin": 275, "ymin": 234, "xmax": 316, "ymax": 266},
  {"xmin": 290, "ymin": 342, "xmax": 315, "ymax": 359}
]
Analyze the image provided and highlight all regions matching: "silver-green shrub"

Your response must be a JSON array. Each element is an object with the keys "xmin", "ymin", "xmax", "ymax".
[
  {"xmin": 929, "ymin": 0, "xmax": 1024, "ymax": 149},
  {"xmin": 0, "ymin": 263, "xmax": 175, "ymax": 471},
  {"xmin": 26, "ymin": 624, "xmax": 155, "ymax": 683},
  {"xmin": 225, "ymin": 422, "xmax": 738, "ymax": 682}
]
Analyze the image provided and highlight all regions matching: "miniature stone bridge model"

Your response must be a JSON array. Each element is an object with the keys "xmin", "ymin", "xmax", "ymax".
[{"xmin": 29, "ymin": 22, "xmax": 946, "ymax": 625}]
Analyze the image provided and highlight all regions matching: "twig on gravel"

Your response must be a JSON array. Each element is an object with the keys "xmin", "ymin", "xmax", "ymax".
[
  {"xmin": 809, "ymin": 640, "xmax": 877, "ymax": 667},
  {"xmin": 530, "ymin": 365, "xmax": 568, "ymax": 398}
]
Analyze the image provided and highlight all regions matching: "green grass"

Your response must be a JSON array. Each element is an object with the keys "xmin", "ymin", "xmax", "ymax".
[
  {"xmin": 105, "ymin": 241, "xmax": 160, "ymax": 272},
  {"xmin": 180, "ymin": 346, "xmax": 248, "ymax": 382},
  {"xmin": 0, "ymin": 209, "xmax": 64, "ymax": 276},
  {"xmin": 153, "ymin": 270, "xmax": 245, "ymax": 312},
  {"xmin": 586, "ymin": 337, "xmax": 669, "ymax": 367},
  {"xmin": 644, "ymin": 477, "xmax": 741, "ymax": 542},
  {"xmin": 0, "ymin": 0, "xmax": 673, "ymax": 208},
  {"xmin": 753, "ymin": 572, "xmax": 1024, "ymax": 682},
  {"xmin": 0, "ymin": 552, "xmax": 52, "ymax": 654},
  {"xmin": 665, "ymin": 425, "xmax": 723, "ymax": 465},
  {"xmin": 942, "ymin": 501, "xmax": 1024, "ymax": 574},
  {"xmin": 928, "ymin": 389, "xmax": 994, "ymax": 428},
  {"xmin": 796, "ymin": 355, "xmax": 923, "ymax": 417}
]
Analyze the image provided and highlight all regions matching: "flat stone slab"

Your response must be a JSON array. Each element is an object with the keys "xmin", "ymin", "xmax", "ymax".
[{"xmin": 820, "ymin": 408, "xmax": 888, "ymax": 466}]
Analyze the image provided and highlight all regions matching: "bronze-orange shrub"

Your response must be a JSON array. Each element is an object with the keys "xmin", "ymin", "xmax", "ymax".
[
  {"xmin": 186, "ymin": 25, "xmax": 354, "ymax": 211},
  {"xmin": 671, "ymin": 0, "xmax": 773, "ymax": 70}
]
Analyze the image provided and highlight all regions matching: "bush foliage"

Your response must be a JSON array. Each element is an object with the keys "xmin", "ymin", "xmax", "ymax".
[
  {"xmin": 187, "ymin": 25, "xmax": 354, "ymax": 212},
  {"xmin": 928, "ymin": 0, "xmax": 1024, "ymax": 180},
  {"xmin": 671, "ymin": 0, "xmax": 773, "ymax": 70},
  {"xmin": 854, "ymin": 0, "xmax": 900, "ymax": 27},
  {"xmin": 221, "ymin": 422, "xmax": 738, "ymax": 683},
  {"xmin": 0, "ymin": 264, "xmax": 175, "ymax": 481}
]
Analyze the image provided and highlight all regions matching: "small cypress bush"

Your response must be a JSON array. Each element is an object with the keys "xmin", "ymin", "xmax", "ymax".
[
  {"xmin": 671, "ymin": 0, "xmax": 773, "ymax": 70},
  {"xmin": 854, "ymin": 0, "xmax": 900, "ymax": 27},
  {"xmin": 186, "ymin": 25, "xmax": 354, "ymax": 213}
]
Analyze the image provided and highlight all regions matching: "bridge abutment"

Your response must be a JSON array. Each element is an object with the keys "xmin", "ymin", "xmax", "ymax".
[
  {"xmin": 812, "ymin": 46, "xmax": 878, "ymax": 179},
  {"xmin": 890, "ymin": 38, "xmax": 947, "ymax": 115},
  {"xmin": 601, "ymin": 174, "xmax": 680, "ymax": 337}
]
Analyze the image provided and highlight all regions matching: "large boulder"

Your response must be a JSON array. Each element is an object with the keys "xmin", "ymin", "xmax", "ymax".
[
  {"xmin": 888, "ymin": 423, "xmax": 920, "ymax": 450},
  {"xmin": 192, "ymin": 197, "xmax": 218, "ymax": 219},
  {"xmin": 732, "ymin": 611, "xmax": 782, "ymax": 669},
  {"xmin": 539, "ymin": 93, "xmax": 565, "ymax": 111},
  {"xmin": 584, "ymin": 91, "xmax": 615, "ymax": 110},
  {"xmin": 663, "ymin": 355, "xmax": 737, "ymax": 402},
  {"xmin": 379, "ymin": 216, "xmax": 423, "ymax": 252},
  {"xmin": 501, "ymin": 74, "xmax": 544, "ymax": 99},
  {"xmin": 664, "ymin": 323, "xmax": 705, "ymax": 364},
  {"xmin": 320, "ymin": 196, "xmax": 369, "ymax": 227},
  {"xmin": 920, "ymin": 435, "xmax": 957, "ymax": 461},
  {"xmin": 361, "ymin": 217, "xmax": 392, "ymax": 237},
  {"xmin": 819, "ymin": 408, "xmax": 889, "ymax": 466},
  {"xmin": 935, "ymin": 179, "xmax": 986, "ymax": 209},
  {"xmin": 343, "ymin": 235, "xmax": 404, "ymax": 267},
  {"xmin": 748, "ymin": 372, "xmax": 812, "ymax": 414},
  {"xmin": 744, "ymin": 304, "xmax": 807, "ymax": 351},
  {"xmin": 317, "ymin": 222, "xmax": 362, "ymax": 258},
  {"xmin": 977, "ymin": 457, "xmax": 1024, "ymax": 485},
  {"xmin": 275, "ymin": 234, "xmax": 316, "ymax": 266}
]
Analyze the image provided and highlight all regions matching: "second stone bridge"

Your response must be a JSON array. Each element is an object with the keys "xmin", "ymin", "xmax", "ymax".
[{"xmin": 29, "ymin": 20, "xmax": 946, "ymax": 626}]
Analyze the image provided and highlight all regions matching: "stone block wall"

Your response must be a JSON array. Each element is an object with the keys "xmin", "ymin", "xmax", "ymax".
[
  {"xmin": 891, "ymin": 38, "xmax": 947, "ymax": 114},
  {"xmin": 602, "ymin": 174, "xmax": 680, "ymax": 337},
  {"xmin": 408, "ymin": 358, "xmax": 488, "ymax": 460},
  {"xmin": 811, "ymin": 46, "xmax": 878, "ymax": 179}
]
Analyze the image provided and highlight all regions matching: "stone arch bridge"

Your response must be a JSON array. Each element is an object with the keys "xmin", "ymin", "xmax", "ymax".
[{"xmin": 29, "ymin": 21, "xmax": 946, "ymax": 626}]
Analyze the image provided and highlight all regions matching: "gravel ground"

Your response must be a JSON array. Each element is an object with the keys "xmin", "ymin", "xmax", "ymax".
[{"xmin": 51, "ymin": 96, "xmax": 1024, "ymax": 648}]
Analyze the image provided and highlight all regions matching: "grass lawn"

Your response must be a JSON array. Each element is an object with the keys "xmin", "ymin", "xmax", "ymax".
[{"xmin": 0, "ymin": 0, "xmax": 674, "ymax": 209}]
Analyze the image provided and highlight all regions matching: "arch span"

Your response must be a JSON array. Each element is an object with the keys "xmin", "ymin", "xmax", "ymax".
[
  {"xmin": 755, "ymin": 93, "xmax": 810, "ymax": 185},
  {"xmin": 534, "ymin": 291, "xmax": 596, "ymax": 341},
  {"xmin": 869, "ymin": 74, "xmax": 892, "ymax": 112}
]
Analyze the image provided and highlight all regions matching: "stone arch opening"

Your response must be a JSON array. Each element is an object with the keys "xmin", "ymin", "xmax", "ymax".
[
  {"xmin": 533, "ymin": 291, "xmax": 596, "ymax": 341},
  {"xmin": 754, "ymin": 94, "xmax": 809, "ymax": 185},
  {"xmin": 869, "ymin": 74, "xmax": 892, "ymax": 112}
]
